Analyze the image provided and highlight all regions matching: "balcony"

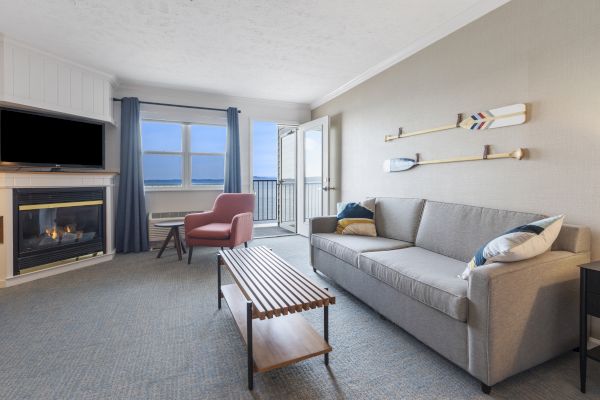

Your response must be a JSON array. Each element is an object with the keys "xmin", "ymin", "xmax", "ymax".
[{"xmin": 252, "ymin": 179, "xmax": 322, "ymax": 225}]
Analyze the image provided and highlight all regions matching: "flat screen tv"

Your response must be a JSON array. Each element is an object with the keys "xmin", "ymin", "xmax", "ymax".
[{"xmin": 0, "ymin": 108, "xmax": 105, "ymax": 169}]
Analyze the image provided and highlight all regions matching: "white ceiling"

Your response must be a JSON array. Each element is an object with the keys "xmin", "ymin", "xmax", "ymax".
[{"xmin": 0, "ymin": 0, "xmax": 508, "ymax": 106}]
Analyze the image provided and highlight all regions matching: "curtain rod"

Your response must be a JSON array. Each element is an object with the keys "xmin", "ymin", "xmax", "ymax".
[{"xmin": 112, "ymin": 98, "xmax": 241, "ymax": 113}]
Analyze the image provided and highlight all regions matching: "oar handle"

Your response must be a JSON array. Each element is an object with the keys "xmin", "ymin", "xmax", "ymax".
[
  {"xmin": 417, "ymin": 148, "xmax": 525, "ymax": 166},
  {"xmin": 385, "ymin": 123, "xmax": 457, "ymax": 142},
  {"xmin": 486, "ymin": 148, "xmax": 525, "ymax": 160}
]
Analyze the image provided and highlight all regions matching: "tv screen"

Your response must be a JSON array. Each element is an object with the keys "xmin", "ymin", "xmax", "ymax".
[{"xmin": 0, "ymin": 108, "xmax": 104, "ymax": 168}]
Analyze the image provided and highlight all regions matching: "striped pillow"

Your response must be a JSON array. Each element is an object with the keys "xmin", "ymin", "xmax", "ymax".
[
  {"xmin": 460, "ymin": 215, "xmax": 564, "ymax": 280},
  {"xmin": 336, "ymin": 198, "xmax": 377, "ymax": 237}
]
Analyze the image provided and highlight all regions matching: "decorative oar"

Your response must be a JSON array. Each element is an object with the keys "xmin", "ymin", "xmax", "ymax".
[
  {"xmin": 383, "ymin": 146, "xmax": 525, "ymax": 172},
  {"xmin": 384, "ymin": 103, "xmax": 526, "ymax": 142}
]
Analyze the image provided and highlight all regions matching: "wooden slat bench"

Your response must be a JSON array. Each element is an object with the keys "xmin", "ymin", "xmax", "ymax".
[{"xmin": 217, "ymin": 246, "xmax": 335, "ymax": 390}]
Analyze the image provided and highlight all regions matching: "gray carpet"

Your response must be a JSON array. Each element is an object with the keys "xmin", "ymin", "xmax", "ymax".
[
  {"xmin": 0, "ymin": 236, "xmax": 598, "ymax": 400},
  {"xmin": 253, "ymin": 225, "xmax": 296, "ymax": 238}
]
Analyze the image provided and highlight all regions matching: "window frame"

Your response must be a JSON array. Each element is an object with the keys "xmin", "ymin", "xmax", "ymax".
[{"xmin": 141, "ymin": 119, "xmax": 226, "ymax": 192}]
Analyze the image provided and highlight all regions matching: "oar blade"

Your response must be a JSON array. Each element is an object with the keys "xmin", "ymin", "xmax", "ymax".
[
  {"xmin": 384, "ymin": 158, "xmax": 417, "ymax": 172},
  {"xmin": 459, "ymin": 103, "xmax": 526, "ymax": 130}
]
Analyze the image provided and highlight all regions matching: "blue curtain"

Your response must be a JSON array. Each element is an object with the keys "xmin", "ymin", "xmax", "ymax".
[
  {"xmin": 224, "ymin": 107, "xmax": 241, "ymax": 193},
  {"xmin": 116, "ymin": 97, "xmax": 149, "ymax": 253}
]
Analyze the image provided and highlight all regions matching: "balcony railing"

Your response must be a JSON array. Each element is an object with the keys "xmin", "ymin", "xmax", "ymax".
[
  {"xmin": 253, "ymin": 179, "xmax": 277, "ymax": 222},
  {"xmin": 252, "ymin": 179, "xmax": 322, "ymax": 223}
]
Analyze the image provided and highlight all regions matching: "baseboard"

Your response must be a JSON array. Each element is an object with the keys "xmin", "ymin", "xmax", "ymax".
[{"xmin": 0, "ymin": 252, "xmax": 115, "ymax": 287}]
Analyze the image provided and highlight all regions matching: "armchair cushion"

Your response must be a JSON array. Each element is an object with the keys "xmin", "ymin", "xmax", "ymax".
[{"xmin": 188, "ymin": 223, "xmax": 231, "ymax": 240}]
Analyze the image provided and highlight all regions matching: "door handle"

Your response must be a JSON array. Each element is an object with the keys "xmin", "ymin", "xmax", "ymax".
[{"xmin": 322, "ymin": 186, "xmax": 336, "ymax": 191}]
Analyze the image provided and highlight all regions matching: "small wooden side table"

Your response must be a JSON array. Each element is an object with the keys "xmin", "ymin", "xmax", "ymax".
[
  {"xmin": 155, "ymin": 221, "xmax": 186, "ymax": 261},
  {"xmin": 579, "ymin": 261, "xmax": 600, "ymax": 393}
]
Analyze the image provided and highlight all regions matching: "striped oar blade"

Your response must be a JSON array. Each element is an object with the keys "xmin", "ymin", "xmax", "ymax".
[
  {"xmin": 459, "ymin": 103, "xmax": 526, "ymax": 130},
  {"xmin": 383, "ymin": 158, "xmax": 417, "ymax": 172}
]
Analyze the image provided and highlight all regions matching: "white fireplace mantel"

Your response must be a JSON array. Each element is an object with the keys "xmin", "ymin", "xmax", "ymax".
[{"xmin": 0, "ymin": 171, "xmax": 117, "ymax": 287}]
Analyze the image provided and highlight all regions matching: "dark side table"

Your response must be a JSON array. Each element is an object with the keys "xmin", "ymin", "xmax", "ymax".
[
  {"xmin": 155, "ymin": 221, "xmax": 186, "ymax": 261},
  {"xmin": 580, "ymin": 261, "xmax": 600, "ymax": 393}
]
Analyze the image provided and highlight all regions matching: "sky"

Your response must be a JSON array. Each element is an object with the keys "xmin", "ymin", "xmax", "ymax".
[{"xmin": 252, "ymin": 121, "xmax": 277, "ymax": 178}]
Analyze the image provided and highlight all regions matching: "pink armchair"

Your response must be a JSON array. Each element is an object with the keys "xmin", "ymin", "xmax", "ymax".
[{"xmin": 184, "ymin": 193, "xmax": 255, "ymax": 264}]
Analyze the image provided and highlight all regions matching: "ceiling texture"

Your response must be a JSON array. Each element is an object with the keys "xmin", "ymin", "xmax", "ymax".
[{"xmin": 0, "ymin": 0, "xmax": 508, "ymax": 105}]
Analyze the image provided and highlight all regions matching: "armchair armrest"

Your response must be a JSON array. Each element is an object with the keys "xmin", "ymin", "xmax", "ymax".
[
  {"xmin": 230, "ymin": 212, "xmax": 254, "ymax": 246},
  {"xmin": 467, "ymin": 250, "xmax": 590, "ymax": 386},
  {"xmin": 184, "ymin": 211, "xmax": 215, "ymax": 234},
  {"xmin": 309, "ymin": 216, "xmax": 338, "ymax": 235}
]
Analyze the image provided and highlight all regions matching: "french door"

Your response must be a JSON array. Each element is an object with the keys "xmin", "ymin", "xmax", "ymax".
[
  {"xmin": 277, "ymin": 126, "xmax": 297, "ymax": 233},
  {"xmin": 297, "ymin": 116, "xmax": 332, "ymax": 236}
]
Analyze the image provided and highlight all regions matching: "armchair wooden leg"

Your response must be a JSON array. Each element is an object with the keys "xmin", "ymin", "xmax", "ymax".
[{"xmin": 187, "ymin": 246, "xmax": 193, "ymax": 264}]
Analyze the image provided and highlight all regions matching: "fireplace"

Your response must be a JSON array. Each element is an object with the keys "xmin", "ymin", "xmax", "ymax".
[{"xmin": 13, "ymin": 187, "xmax": 106, "ymax": 274}]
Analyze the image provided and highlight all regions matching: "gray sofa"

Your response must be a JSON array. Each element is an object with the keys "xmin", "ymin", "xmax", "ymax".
[{"xmin": 309, "ymin": 198, "xmax": 591, "ymax": 393}]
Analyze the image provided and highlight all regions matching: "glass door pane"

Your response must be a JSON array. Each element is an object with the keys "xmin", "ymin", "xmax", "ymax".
[
  {"xmin": 303, "ymin": 127, "xmax": 323, "ymax": 221},
  {"xmin": 279, "ymin": 127, "xmax": 297, "ymax": 232},
  {"xmin": 297, "ymin": 116, "xmax": 329, "ymax": 237}
]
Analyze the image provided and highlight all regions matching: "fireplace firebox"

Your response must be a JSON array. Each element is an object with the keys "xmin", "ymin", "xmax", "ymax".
[{"xmin": 13, "ymin": 187, "xmax": 106, "ymax": 274}]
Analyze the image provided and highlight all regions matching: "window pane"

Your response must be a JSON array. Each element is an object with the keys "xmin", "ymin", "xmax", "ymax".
[
  {"xmin": 141, "ymin": 121, "xmax": 182, "ymax": 152},
  {"xmin": 143, "ymin": 154, "xmax": 182, "ymax": 186},
  {"xmin": 190, "ymin": 125, "xmax": 226, "ymax": 153},
  {"xmin": 191, "ymin": 155, "xmax": 225, "ymax": 185}
]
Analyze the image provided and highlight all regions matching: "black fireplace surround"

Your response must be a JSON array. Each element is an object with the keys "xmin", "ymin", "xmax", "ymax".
[{"xmin": 13, "ymin": 187, "xmax": 106, "ymax": 274}]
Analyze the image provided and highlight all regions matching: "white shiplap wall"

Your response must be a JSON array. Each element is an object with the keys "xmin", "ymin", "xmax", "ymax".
[{"xmin": 0, "ymin": 36, "xmax": 114, "ymax": 123}]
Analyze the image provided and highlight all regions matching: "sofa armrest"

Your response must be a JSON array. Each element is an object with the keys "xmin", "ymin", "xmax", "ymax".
[
  {"xmin": 230, "ymin": 212, "xmax": 254, "ymax": 246},
  {"xmin": 309, "ymin": 216, "xmax": 338, "ymax": 235},
  {"xmin": 308, "ymin": 216, "xmax": 337, "ymax": 267},
  {"xmin": 184, "ymin": 211, "xmax": 215, "ymax": 234},
  {"xmin": 467, "ymin": 250, "xmax": 590, "ymax": 386}
]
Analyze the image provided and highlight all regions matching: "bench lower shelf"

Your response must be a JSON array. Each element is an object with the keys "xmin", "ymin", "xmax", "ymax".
[{"xmin": 221, "ymin": 283, "xmax": 331, "ymax": 373}]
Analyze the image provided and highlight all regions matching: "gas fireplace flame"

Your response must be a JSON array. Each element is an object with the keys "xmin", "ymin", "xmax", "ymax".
[{"xmin": 45, "ymin": 226, "xmax": 58, "ymax": 240}]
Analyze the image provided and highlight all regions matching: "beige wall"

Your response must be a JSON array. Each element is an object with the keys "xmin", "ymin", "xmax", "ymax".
[{"xmin": 313, "ymin": 0, "xmax": 600, "ymax": 333}]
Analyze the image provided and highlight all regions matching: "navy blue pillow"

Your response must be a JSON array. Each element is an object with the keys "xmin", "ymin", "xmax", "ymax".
[{"xmin": 337, "ymin": 202, "xmax": 374, "ymax": 220}]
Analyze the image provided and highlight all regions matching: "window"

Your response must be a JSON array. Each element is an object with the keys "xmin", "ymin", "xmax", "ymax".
[{"xmin": 141, "ymin": 120, "xmax": 226, "ymax": 188}]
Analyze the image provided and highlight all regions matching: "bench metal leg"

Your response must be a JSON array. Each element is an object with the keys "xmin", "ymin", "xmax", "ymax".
[
  {"xmin": 217, "ymin": 255, "xmax": 222, "ymax": 309},
  {"xmin": 324, "ymin": 287, "xmax": 329, "ymax": 366},
  {"xmin": 247, "ymin": 301, "xmax": 254, "ymax": 390}
]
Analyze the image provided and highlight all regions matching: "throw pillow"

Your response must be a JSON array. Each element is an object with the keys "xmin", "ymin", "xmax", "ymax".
[
  {"xmin": 336, "ymin": 198, "xmax": 377, "ymax": 237},
  {"xmin": 460, "ymin": 215, "xmax": 564, "ymax": 280}
]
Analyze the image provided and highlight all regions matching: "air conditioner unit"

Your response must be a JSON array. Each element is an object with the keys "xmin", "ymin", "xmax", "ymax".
[{"xmin": 147, "ymin": 211, "xmax": 201, "ymax": 249}]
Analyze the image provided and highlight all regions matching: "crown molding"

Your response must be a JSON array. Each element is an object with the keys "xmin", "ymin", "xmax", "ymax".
[{"xmin": 310, "ymin": 0, "xmax": 511, "ymax": 109}]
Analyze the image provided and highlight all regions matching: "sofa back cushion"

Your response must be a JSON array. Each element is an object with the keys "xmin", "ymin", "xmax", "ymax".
[
  {"xmin": 415, "ymin": 200, "xmax": 545, "ymax": 262},
  {"xmin": 374, "ymin": 198, "xmax": 425, "ymax": 242}
]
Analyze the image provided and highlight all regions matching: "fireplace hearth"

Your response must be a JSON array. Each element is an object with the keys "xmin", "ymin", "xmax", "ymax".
[{"xmin": 13, "ymin": 187, "xmax": 106, "ymax": 274}]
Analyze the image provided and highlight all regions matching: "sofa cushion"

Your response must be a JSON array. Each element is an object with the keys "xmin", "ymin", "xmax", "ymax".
[
  {"xmin": 374, "ymin": 198, "xmax": 425, "ymax": 242},
  {"xmin": 188, "ymin": 223, "xmax": 231, "ymax": 239},
  {"xmin": 416, "ymin": 201, "xmax": 545, "ymax": 262},
  {"xmin": 311, "ymin": 233, "xmax": 411, "ymax": 267},
  {"xmin": 359, "ymin": 247, "xmax": 468, "ymax": 321}
]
